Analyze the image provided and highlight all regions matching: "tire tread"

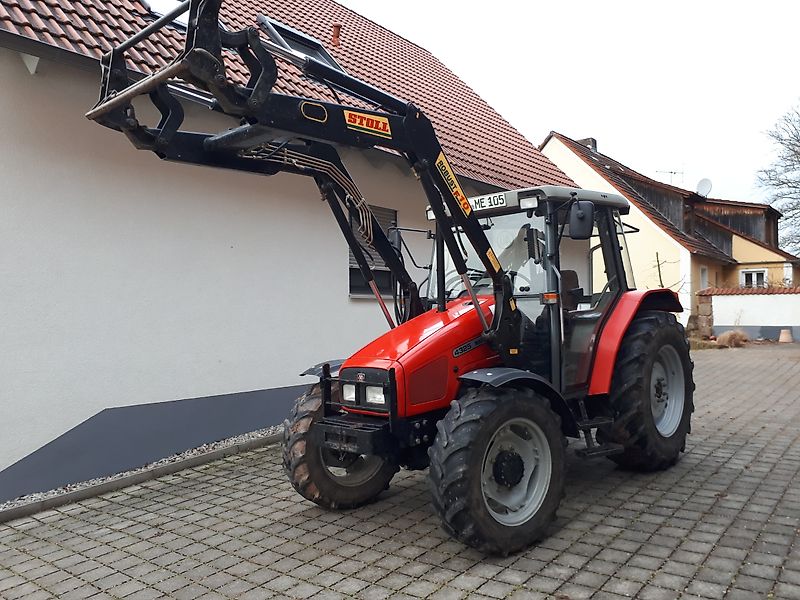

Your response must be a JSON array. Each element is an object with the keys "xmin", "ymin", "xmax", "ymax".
[
  {"xmin": 606, "ymin": 310, "xmax": 695, "ymax": 471},
  {"xmin": 283, "ymin": 385, "xmax": 398, "ymax": 509},
  {"xmin": 428, "ymin": 387, "xmax": 564, "ymax": 555}
]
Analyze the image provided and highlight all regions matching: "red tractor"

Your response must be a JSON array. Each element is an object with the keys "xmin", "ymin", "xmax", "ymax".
[{"xmin": 87, "ymin": 0, "xmax": 694, "ymax": 555}]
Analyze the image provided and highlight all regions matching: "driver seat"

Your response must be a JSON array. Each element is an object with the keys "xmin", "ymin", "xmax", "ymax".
[{"xmin": 561, "ymin": 270, "xmax": 581, "ymax": 312}]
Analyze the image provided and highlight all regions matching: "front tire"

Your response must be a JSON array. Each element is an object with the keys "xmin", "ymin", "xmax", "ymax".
[
  {"xmin": 283, "ymin": 384, "xmax": 398, "ymax": 509},
  {"xmin": 604, "ymin": 310, "xmax": 695, "ymax": 471},
  {"xmin": 428, "ymin": 387, "xmax": 565, "ymax": 555}
]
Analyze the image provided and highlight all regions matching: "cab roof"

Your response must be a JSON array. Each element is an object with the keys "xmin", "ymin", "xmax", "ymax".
[{"xmin": 466, "ymin": 185, "xmax": 630, "ymax": 218}]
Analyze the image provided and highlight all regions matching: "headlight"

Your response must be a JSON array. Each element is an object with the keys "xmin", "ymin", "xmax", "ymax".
[
  {"xmin": 365, "ymin": 386, "xmax": 385, "ymax": 405},
  {"xmin": 342, "ymin": 384, "xmax": 356, "ymax": 402}
]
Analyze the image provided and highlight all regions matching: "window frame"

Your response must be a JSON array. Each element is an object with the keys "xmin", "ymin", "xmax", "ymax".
[
  {"xmin": 739, "ymin": 268, "xmax": 767, "ymax": 288},
  {"xmin": 699, "ymin": 266, "xmax": 709, "ymax": 290}
]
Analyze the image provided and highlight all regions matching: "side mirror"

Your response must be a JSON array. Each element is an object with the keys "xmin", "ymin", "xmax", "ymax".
[{"xmin": 568, "ymin": 201, "xmax": 595, "ymax": 240}]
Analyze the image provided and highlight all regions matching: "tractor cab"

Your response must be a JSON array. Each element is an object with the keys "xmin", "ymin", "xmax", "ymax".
[{"xmin": 426, "ymin": 186, "xmax": 637, "ymax": 398}]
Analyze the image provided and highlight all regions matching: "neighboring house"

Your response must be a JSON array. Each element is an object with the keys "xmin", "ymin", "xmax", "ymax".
[
  {"xmin": 541, "ymin": 133, "xmax": 800, "ymax": 327},
  {"xmin": 694, "ymin": 200, "xmax": 798, "ymax": 288},
  {"xmin": 0, "ymin": 0, "xmax": 572, "ymax": 499}
]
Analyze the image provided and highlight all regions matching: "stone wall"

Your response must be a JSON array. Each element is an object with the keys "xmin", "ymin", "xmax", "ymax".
[{"xmin": 697, "ymin": 294, "xmax": 714, "ymax": 338}]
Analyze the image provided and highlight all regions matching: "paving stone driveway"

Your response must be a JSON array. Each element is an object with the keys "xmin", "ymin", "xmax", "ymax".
[{"xmin": 2, "ymin": 344, "xmax": 800, "ymax": 600}]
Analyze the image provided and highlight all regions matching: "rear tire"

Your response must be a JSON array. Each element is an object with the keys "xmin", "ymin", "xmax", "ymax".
[
  {"xmin": 283, "ymin": 384, "xmax": 398, "ymax": 509},
  {"xmin": 604, "ymin": 310, "xmax": 695, "ymax": 471},
  {"xmin": 428, "ymin": 386, "xmax": 565, "ymax": 555}
]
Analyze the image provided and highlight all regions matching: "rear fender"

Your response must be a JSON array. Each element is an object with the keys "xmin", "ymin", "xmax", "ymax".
[
  {"xmin": 588, "ymin": 289, "xmax": 683, "ymax": 396},
  {"xmin": 459, "ymin": 367, "xmax": 577, "ymax": 437}
]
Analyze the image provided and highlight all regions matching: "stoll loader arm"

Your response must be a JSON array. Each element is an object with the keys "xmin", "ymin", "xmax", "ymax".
[{"xmin": 85, "ymin": 0, "xmax": 523, "ymax": 360}]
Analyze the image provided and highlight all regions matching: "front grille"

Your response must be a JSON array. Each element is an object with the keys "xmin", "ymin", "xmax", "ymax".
[{"xmin": 337, "ymin": 367, "xmax": 393, "ymax": 413}]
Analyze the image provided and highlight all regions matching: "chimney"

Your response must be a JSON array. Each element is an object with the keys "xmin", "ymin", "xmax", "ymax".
[
  {"xmin": 331, "ymin": 22, "xmax": 342, "ymax": 47},
  {"xmin": 577, "ymin": 137, "xmax": 597, "ymax": 153}
]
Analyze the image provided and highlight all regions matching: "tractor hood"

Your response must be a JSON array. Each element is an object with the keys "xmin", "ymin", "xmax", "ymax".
[{"xmin": 344, "ymin": 297, "xmax": 494, "ymax": 366}]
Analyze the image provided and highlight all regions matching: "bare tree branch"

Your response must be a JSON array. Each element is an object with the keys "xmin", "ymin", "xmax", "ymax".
[{"xmin": 759, "ymin": 106, "xmax": 800, "ymax": 252}]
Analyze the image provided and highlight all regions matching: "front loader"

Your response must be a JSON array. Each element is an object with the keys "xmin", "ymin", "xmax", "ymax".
[{"xmin": 87, "ymin": 0, "xmax": 694, "ymax": 555}]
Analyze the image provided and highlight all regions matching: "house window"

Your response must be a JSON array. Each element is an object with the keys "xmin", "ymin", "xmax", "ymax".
[
  {"xmin": 740, "ymin": 269, "xmax": 767, "ymax": 288},
  {"xmin": 699, "ymin": 266, "xmax": 709, "ymax": 290},
  {"xmin": 259, "ymin": 17, "xmax": 345, "ymax": 72},
  {"xmin": 349, "ymin": 205, "xmax": 397, "ymax": 296}
]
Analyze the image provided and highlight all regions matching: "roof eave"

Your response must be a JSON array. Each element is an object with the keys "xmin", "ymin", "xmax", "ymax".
[
  {"xmin": 538, "ymin": 131, "xmax": 557, "ymax": 151},
  {"xmin": 689, "ymin": 249, "xmax": 736, "ymax": 265},
  {"xmin": 0, "ymin": 28, "xmax": 97, "ymax": 73},
  {"xmin": 0, "ymin": 29, "xmax": 217, "ymax": 107},
  {"xmin": 701, "ymin": 198, "xmax": 782, "ymax": 220}
]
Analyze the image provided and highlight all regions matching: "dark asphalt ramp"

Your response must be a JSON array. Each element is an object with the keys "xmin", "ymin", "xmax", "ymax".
[{"xmin": 0, "ymin": 384, "xmax": 306, "ymax": 503}]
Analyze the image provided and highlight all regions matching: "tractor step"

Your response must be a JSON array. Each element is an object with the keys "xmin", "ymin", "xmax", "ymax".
[
  {"xmin": 576, "ymin": 417, "xmax": 613, "ymax": 430},
  {"xmin": 575, "ymin": 443, "xmax": 624, "ymax": 459}
]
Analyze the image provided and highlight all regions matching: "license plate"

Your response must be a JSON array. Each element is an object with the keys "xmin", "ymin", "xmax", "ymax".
[{"xmin": 469, "ymin": 192, "xmax": 506, "ymax": 212}]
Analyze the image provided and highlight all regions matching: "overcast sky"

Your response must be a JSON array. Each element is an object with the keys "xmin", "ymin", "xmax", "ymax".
[{"xmin": 338, "ymin": 1, "xmax": 800, "ymax": 203}]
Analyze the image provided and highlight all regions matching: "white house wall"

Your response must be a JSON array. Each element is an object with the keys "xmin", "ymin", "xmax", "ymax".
[
  {"xmin": 711, "ymin": 294, "xmax": 800, "ymax": 340},
  {"xmin": 0, "ymin": 48, "xmax": 460, "ymax": 474}
]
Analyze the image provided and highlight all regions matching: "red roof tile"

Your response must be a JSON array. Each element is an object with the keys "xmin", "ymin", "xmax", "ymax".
[
  {"xmin": 0, "ymin": 0, "xmax": 573, "ymax": 190},
  {"xmin": 546, "ymin": 132, "xmax": 736, "ymax": 265},
  {"xmin": 698, "ymin": 287, "xmax": 800, "ymax": 296}
]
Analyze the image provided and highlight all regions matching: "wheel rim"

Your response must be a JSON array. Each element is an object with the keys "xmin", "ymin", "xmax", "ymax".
[
  {"xmin": 320, "ymin": 449, "xmax": 385, "ymax": 487},
  {"xmin": 481, "ymin": 417, "xmax": 552, "ymax": 527},
  {"xmin": 650, "ymin": 345, "xmax": 685, "ymax": 437}
]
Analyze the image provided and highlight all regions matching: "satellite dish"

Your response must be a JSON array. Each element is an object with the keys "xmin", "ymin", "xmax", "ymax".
[{"xmin": 696, "ymin": 178, "xmax": 713, "ymax": 198}]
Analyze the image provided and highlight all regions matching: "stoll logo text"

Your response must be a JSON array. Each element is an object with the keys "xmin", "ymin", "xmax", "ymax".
[{"xmin": 344, "ymin": 110, "xmax": 392, "ymax": 139}]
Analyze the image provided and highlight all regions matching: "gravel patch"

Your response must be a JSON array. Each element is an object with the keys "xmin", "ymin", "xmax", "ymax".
[{"xmin": 0, "ymin": 425, "xmax": 283, "ymax": 512}]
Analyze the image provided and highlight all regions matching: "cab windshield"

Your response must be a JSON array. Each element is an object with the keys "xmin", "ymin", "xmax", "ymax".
[
  {"xmin": 428, "ymin": 211, "xmax": 548, "ymax": 301},
  {"xmin": 427, "ymin": 208, "xmax": 635, "ymax": 304}
]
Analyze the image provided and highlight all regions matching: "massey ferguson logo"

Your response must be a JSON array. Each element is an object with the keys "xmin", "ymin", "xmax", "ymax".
[
  {"xmin": 356, "ymin": 372, "xmax": 366, "ymax": 382},
  {"xmin": 344, "ymin": 110, "xmax": 392, "ymax": 139},
  {"xmin": 435, "ymin": 152, "xmax": 472, "ymax": 216}
]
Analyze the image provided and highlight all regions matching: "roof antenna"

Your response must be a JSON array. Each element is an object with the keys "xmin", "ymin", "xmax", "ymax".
[{"xmin": 656, "ymin": 169, "xmax": 684, "ymax": 185}]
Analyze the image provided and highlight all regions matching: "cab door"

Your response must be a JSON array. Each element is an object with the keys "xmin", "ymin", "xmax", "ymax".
[{"xmin": 561, "ymin": 208, "xmax": 629, "ymax": 397}]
